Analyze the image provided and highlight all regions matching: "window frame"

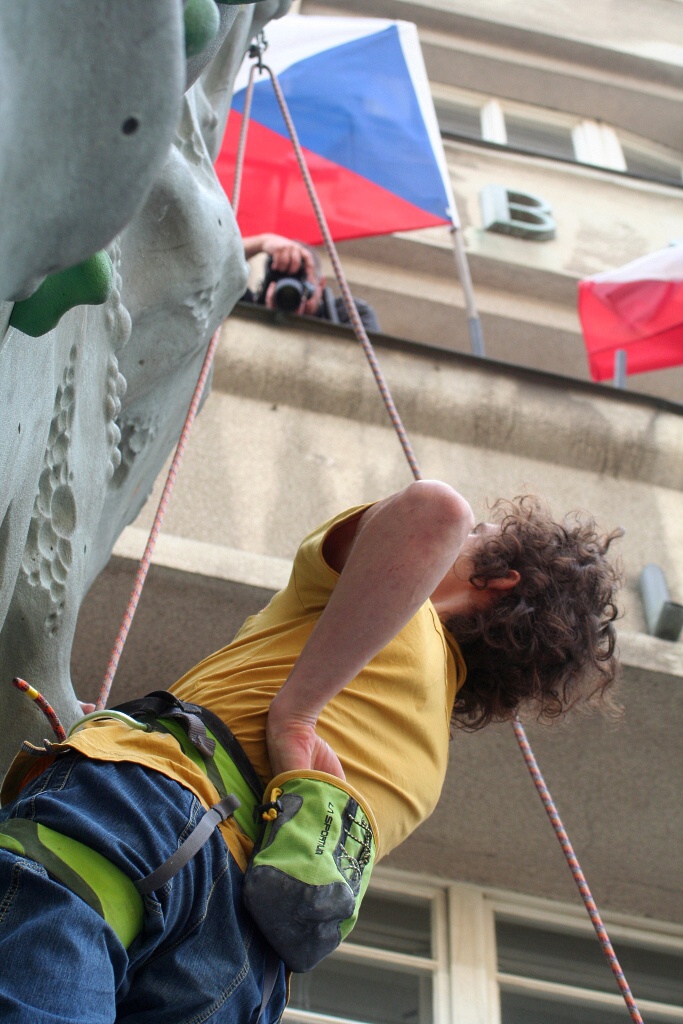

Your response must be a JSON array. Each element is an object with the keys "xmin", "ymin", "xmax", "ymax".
[
  {"xmin": 283, "ymin": 867, "xmax": 683, "ymax": 1024},
  {"xmin": 454, "ymin": 883, "xmax": 683, "ymax": 1024},
  {"xmin": 283, "ymin": 872, "xmax": 451, "ymax": 1024},
  {"xmin": 431, "ymin": 83, "xmax": 683, "ymax": 184}
]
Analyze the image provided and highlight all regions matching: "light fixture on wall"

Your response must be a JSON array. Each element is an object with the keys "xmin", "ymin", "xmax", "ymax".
[{"xmin": 638, "ymin": 564, "xmax": 683, "ymax": 641}]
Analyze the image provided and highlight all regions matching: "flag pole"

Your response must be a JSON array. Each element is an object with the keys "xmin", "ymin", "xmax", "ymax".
[
  {"xmin": 449, "ymin": 219, "xmax": 485, "ymax": 357},
  {"xmin": 613, "ymin": 348, "xmax": 627, "ymax": 388}
]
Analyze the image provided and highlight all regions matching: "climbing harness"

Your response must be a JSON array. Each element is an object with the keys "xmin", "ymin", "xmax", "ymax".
[
  {"xmin": 0, "ymin": 817, "xmax": 142, "ymax": 948},
  {"xmin": 110, "ymin": 692, "xmax": 378, "ymax": 973},
  {"xmin": 109, "ymin": 690, "xmax": 265, "ymax": 844},
  {"xmin": 0, "ymin": 692, "xmax": 259, "ymax": 947},
  {"xmin": 4, "ymin": 685, "xmax": 373, "ymax": 979}
]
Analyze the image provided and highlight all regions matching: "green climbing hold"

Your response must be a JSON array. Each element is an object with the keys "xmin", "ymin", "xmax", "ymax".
[
  {"xmin": 184, "ymin": 0, "xmax": 220, "ymax": 58},
  {"xmin": 9, "ymin": 251, "xmax": 114, "ymax": 338}
]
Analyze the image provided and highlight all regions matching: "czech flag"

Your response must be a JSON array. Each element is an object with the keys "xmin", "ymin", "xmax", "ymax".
[
  {"xmin": 215, "ymin": 14, "xmax": 456, "ymax": 243},
  {"xmin": 578, "ymin": 246, "xmax": 683, "ymax": 381}
]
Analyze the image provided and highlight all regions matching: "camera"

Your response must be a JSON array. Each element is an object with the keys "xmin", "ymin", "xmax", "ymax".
[{"xmin": 256, "ymin": 256, "xmax": 315, "ymax": 312}]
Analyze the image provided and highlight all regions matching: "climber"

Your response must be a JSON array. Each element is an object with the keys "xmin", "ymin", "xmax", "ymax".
[{"xmin": 0, "ymin": 479, "xmax": 621, "ymax": 1022}]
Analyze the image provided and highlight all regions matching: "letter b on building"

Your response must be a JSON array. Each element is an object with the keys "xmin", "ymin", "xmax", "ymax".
[{"xmin": 479, "ymin": 185, "xmax": 556, "ymax": 240}]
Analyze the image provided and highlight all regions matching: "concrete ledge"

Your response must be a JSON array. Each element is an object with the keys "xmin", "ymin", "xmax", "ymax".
[
  {"xmin": 114, "ymin": 527, "xmax": 683, "ymax": 679},
  {"xmin": 308, "ymin": 0, "xmax": 683, "ymax": 84},
  {"xmin": 617, "ymin": 629, "xmax": 683, "ymax": 679},
  {"xmin": 217, "ymin": 311, "xmax": 683, "ymax": 489},
  {"xmin": 113, "ymin": 527, "xmax": 292, "ymax": 592}
]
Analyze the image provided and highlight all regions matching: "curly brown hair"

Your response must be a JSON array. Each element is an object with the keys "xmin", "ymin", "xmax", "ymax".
[{"xmin": 444, "ymin": 497, "xmax": 623, "ymax": 730}]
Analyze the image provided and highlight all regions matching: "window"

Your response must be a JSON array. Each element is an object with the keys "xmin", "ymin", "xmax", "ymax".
[
  {"xmin": 284, "ymin": 871, "xmax": 683, "ymax": 1024},
  {"xmin": 432, "ymin": 87, "xmax": 683, "ymax": 185},
  {"xmin": 284, "ymin": 878, "xmax": 450, "ymax": 1023},
  {"xmin": 621, "ymin": 140, "xmax": 683, "ymax": 186},
  {"xmin": 433, "ymin": 96, "xmax": 483, "ymax": 144},
  {"xmin": 505, "ymin": 113, "xmax": 575, "ymax": 162},
  {"xmin": 571, "ymin": 120, "xmax": 626, "ymax": 171},
  {"xmin": 496, "ymin": 915, "xmax": 683, "ymax": 1023}
]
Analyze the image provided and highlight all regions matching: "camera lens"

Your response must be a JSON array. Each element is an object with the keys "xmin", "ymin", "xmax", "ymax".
[{"xmin": 273, "ymin": 277, "xmax": 305, "ymax": 312}]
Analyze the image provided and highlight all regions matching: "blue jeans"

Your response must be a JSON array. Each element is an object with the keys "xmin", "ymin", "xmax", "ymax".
[{"xmin": 0, "ymin": 753, "xmax": 286, "ymax": 1023}]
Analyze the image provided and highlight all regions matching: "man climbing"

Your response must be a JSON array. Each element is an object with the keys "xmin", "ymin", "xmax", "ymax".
[{"xmin": 0, "ymin": 480, "xmax": 621, "ymax": 1023}]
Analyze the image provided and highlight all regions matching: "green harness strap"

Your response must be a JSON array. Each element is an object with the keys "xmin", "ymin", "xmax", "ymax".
[
  {"xmin": 0, "ymin": 699, "xmax": 258, "ymax": 952},
  {"xmin": 155, "ymin": 717, "xmax": 259, "ymax": 842},
  {"xmin": 0, "ymin": 819, "xmax": 143, "ymax": 949}
]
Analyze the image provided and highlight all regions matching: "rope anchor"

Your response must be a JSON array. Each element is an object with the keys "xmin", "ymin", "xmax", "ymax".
[{"xmin": 247, "ymin": 30, "xmax": 268, "ymax": 70}]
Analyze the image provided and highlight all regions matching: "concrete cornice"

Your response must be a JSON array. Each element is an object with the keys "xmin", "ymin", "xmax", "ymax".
[
  {"xmin": 305, "ymin": 0, "xmax": 683, "ymax": 85},
  {"xmin": 113, "ymin": 528, "xmax": 683, "ymax": 678},
  {"xmin": 335, "ymin": 231, "xmax": 583, "ymax": 306},
  {"xmin": 223, "ymin": 307, "xmax": 683, "ymax": 488},
  {"xmin": 305, "ymin": 0, "xmax": 683, "ymax": 145},
  {"xmin": 113, "ymin": 527, "xmax": 292, "ymax": 592},
  {"xmin": 618, "ymin": 630, "xmax": 683, "ymax": 678}
]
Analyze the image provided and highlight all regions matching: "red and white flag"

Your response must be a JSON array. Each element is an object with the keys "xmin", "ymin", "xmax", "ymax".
[{"xmin": 578, "ymin": 246, "xmax": 683, "ymax": 381}]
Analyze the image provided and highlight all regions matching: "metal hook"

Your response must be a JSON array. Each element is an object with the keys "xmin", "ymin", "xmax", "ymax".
[{"xmin": 248, "ymin": 31, "xmax": 268, "ymax": 72}]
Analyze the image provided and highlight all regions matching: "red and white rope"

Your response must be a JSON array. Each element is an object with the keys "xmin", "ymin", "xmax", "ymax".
[
  {"xmin": 263, "ymin": 64, "xmax": 423, "ymax": 482},
  {"xmin": 97, "ymin": 327, "xmax": 222, "ymax": 710},
  {"xmin": 231, "ymin": 61, "xmax": 258, "ymax": 217},
  {"xmin": 85, "ymin": 50, "xmax": 644, "ymax": 1024},
  {"xmin": 12, "ymin": 677, "xmax": 67, "ymax": 743},
  {"xmin": 512, "ymin": 719, "xmax": 643, "ymax": 1022},
  {"xmin": 260, "ymin": 60, "xmax": 644, "ymax": 1023}
]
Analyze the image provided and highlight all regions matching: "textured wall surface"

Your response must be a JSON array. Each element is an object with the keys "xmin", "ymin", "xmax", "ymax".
[
  {"xmin": 0, "ymin": 2, "xmax": 184, "ymax": 304},
  {"xmin": 0, "ymin": 1, "xmax": 291, "ymax": 776}
]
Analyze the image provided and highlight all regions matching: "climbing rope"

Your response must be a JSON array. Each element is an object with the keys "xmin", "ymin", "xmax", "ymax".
[
  {"xmin": 512, "ymin": 720, "xmax": 644, "ymax": 1023},
  {"xmin": 11, "ymin": 677, "xmax": 67, "ymax": 742},
  {"xmin": 239, "ymin": 45, "xmax": 644, "ymax": 1023},
  {"xmin": 233, "ymin": 38, "xmax": 422, "ymax": 480},
  {"xmin": 231, "ymin": 60, "xmax": 258, "ymax": 216},
  {"xmin": 264, "ymin": 64, "xmax": 422, "ymax": 480},
  {"xmin": 96, "ymin": 326, "xmax": 222, "ymax": 711}
]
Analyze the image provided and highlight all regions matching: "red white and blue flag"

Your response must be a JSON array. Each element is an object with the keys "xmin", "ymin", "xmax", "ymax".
[
  {"xmin": 578, "ymin": 246, "xmax": 683, "ymax": 381},
  {"xmin": 215, "ymin": 14, "xmax": 456, "ymax": 244}
]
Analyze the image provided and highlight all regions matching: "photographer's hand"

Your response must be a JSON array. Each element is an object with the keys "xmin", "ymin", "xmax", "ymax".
[{"xmin": 243, "ymin": 233, "xmax": 315, "ymax": 280}]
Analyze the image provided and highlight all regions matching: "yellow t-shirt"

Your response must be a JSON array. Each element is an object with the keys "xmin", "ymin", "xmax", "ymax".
[
  {"xmin": 171, "ymin": 504, "xmax": 466, "ymax": 857},
  {"xmin": 9, "ymin": 505, "xmax": 465, "ymax": 865}
]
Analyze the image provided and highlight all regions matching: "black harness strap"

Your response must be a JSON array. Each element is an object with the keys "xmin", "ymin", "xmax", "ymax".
[
  {"xmin": 256, "ymin": 952, "xmax": 281, "ymax": 1024},
  {"xmin": 110, "ymin": 691, "xmax": 266, "ymax": 895},
  {"xmin": 135, "ymin": 794, "xmax": 240, "ymax": 895},
  {"xmin": 111, "ymin": 691, "xmax": 264, "ymax": 802}
]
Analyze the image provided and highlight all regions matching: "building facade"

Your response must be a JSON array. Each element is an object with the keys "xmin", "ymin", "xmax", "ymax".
[
  {"xmin": 75, "ymin": 2, "xmax": 683, "ymax": 1021},
  {"xmin": 310, "ymin": 0, "xmax": 683, "ymax": 402}
]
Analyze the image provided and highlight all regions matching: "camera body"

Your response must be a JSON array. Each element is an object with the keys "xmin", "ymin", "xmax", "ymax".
[{"xmin": 256, "ymin": 255, "xmax": 315, "ymax": 312}]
